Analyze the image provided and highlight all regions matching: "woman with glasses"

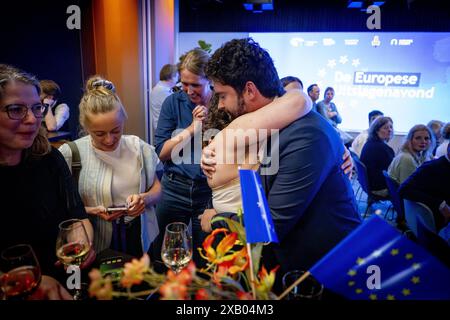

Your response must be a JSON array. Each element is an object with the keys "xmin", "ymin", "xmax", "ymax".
[{"xmin": 0, "ymin": 64, "xmax": 93, "ymax": 299}]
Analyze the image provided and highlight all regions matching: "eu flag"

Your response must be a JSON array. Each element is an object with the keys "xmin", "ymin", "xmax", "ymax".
[
  {"xmin": 239, "ymin": 169, "xmax": 278, "ymax": 244},
  {"xmin": 310, "ymin": 216, "xmax": 450, "ymax": 300}
]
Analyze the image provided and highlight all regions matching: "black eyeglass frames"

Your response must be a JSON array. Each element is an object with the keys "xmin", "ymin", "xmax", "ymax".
[{"xmin": 1, "ymin": 103, "xmax": 47, "ymax": 120}]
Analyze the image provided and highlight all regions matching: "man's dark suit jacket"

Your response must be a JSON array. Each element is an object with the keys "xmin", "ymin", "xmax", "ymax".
[
  {"xmin": 260, "ymin": 111, "xmax": 361, "ymax": 280},
  {"xmin": 399, "ymin": 156, "xmax": 450, "ymax": 230}
]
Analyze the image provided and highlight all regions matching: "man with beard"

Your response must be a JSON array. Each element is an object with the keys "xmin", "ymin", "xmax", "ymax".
[{"xmin": 202, "ymin": 38, "xmax": 361, "ymax": 291}]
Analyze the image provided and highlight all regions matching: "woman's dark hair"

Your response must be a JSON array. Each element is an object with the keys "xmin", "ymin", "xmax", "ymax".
[
  {"xmin": 39, "ymin": 80, "xmax": 61, "ymax": 99},
  {"xmin": 202, "ymin": 94, "xmax": 233, "ymax": 147},
  {"xmin": 368, "ymin": 116, "xmax": 393, "ymax": 142},
  {"xmin": 323, "ymin": 87, "xmax": 334, "ymax": 98}
]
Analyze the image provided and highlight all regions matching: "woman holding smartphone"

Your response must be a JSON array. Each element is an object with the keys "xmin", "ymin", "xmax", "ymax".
[{"xmin": 59, "ymin": 76, "xmax": 161, "ymax": 258}]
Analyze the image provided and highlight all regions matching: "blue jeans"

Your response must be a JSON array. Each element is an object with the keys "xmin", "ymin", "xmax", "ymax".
[{"xmin": 151, "ymin": 172, "xmax": 212, "ymax": 269}]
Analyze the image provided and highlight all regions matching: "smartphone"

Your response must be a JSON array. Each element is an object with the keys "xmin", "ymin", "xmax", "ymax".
[{"xmin": 106, "ymin": 206, "xmax": 128, "ymax": 213}]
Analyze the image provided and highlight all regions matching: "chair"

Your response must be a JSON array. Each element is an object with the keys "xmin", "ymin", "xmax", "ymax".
[
  {"xmin": 352, "ymin": 155, "xmax": 390, "ymax": 218},
  {"xmin": 416, "ymin": 215, "xmax": 450, "ymax": 268},
  {"xmin": 403, "ymin": 199, "xmax": 437, "ymax": 237},
  {"xmin": 382, "ymin": 171, "xmax": 404, "ymax": 223}
]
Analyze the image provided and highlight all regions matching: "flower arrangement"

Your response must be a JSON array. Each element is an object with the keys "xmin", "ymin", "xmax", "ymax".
[{"xmin": 88, "ymin": 210, "xmax": 279, "ymax": 300}]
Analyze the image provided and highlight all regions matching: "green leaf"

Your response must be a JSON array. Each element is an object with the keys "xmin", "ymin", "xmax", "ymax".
[
  {"xmin": 197, "ymin": 40, "xmax": 212, "ymax": 53},
  {"xmin": 211, "ymin": 216, "xmax": 246, "ymax": 244},
  {"xmin": 251, "ymin": 243, "xmax": 263, "ymax": 274}
]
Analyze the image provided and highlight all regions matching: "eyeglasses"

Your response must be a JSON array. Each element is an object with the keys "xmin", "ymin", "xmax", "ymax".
[{"xmin": 1, "ymin": 104, "xmax": 47, "ymax": 120}]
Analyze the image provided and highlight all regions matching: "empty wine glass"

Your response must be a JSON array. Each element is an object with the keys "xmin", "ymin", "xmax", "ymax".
[
  {"xmin": 56, "ymin": 219, "xmax": 91, "ymax": 300},
  {"xmin": 0, "ymin": 244, "xmax": 42, "ymax": 300},
  {"xmin": 161, "ymin": 222, "xmax": 192, "ymax": 273}
]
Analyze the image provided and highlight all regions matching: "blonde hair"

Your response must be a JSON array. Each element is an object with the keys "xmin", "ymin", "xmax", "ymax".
[
  {"xmin": 0, "ymin": 64, "xmax": 50, "ymax": 163},
  {"xmin": 177, "ymin": 48, "xmax": 210, "ymax": 78},
  {"xmin": 401, "ymin": 124, "xmax": 434, "ymax": 163},
  {"xmin": 79, "ymin": 75, "xmax": 127, "ymax": 128}
]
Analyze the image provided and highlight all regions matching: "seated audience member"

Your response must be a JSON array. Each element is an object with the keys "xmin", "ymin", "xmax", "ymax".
[
  {"xmin": 40, "ymin": 80, "xmax": 70, "ymax": 131},
  {"xmin": 150, "ymin": 64, "xmax": 178, "ymax": 133},
  {"xmin": 280, "ymin": 76, "xmax": 303, "ymax": 91},
  {"xmin": 351, "ymin": 110, "xmax": 384, "ymax": 157},
  {"xmin": 201, "ymin": 39, "xmax": 360, "ymax": 288},
  {"xmin": 435, "ymin": 122, "xmax": 450, "ymax": 158},
  {"xmin": 316, "ymin": 87, "xmax": 342, "ymax": 127},
  {"xmin": 399, "ymin": 143, "xmax": 450, "ymax": 231},
  {"xmin": 360, "ymin": 116, "xmax": 395, "ymax": 197},
  {"xmin": 388, "ymin": 124, "xmax": 434, "ymax": 184},
  {"xmin": 317, "ymin": 86, "xmax": 353, "ymax": 145},
  {"xmin": 0, "ymin": 64, "xmax": 93, "ymax": 299},
  {"xmin": 427, "ymin": 120, "xmax": 444, "ymax": 155},
  {"xmin": 307, "ymin": 83, "xmax": 320, "ymax": 112},
  {"xmin": 59, "ymin": 76, "xmax": 161, "ymax": 258}
]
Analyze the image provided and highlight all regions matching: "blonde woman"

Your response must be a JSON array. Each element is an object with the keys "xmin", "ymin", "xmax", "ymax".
[
  {"xmin": 59, "ymin": 76, "xmax": 161, "ymax": 257},
  {"xmin": 388, "ymin": 124, "xmax": 434, "ymax": 184}
]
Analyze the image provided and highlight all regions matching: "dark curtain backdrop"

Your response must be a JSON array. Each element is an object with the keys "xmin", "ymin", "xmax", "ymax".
[
  {"xmin": 180, "ymin": 0, "xmax": 450, "ymax": 32},
  {"xmin": 0, "ymin": 0, "xmax": 94, "ymax": 139}
]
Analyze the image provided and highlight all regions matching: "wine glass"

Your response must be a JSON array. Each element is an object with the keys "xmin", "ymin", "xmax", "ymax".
[
  {"xmin": 282, "ymin": 270, "xmax": 324, "ymax": 300},
  {"xmin": 0, "ymin": 244, "xmax": 42, "ymax": 300},
  {"xmin": 56, "ymin": 219, "xmax": 91, "ymax": 300},
  {"xmin": 161, "ymin": 222, "xmax": 192, "ymax": 273}
]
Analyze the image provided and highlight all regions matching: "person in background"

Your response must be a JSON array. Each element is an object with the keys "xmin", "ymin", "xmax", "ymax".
[
  {"xmin": 399, "ymin": 143, "xmax": 450, "ymax": 231},
  {"xmin": 360, "ymin": 116, "xmax": 395, "ymax": 197},
  {"xmin": 307, "ymin": 84, "xmax": 320, "ymax": 112},
  {"xmin": 280, "ymin": 76, "xmax": 303, "ymax": 91},
  {"xmin": 388, "ymin": 124, "xmax": 434, "ymax": 184},
  {"xmin": 150, "ymin": 64, "xmax": 178, "ymax": 134},
  {"xmin": 351, "ymin": 110, "xmax": 384, "ymax": 158},
  {"xmin": 316, "ymin": 87, "xmax": 342, "ymax": 127},
  {"xmin": 39, "ymin": 80, "xmax": 70, "ymax": 132},
  {"xmin": 0, "ymin": 64, "xmax": 93, "ymax": 300},
  {"xmin": 427, "ymin": 120, "xmax": 444, "ymax": 156},
  {"xmin": 59, "ymin": 76, "xmax": 161, "ymax": 258},
  {"xmin": 153, "ymin": 48, "xmax": 212, "ymax": 267},
  {"xmin": 435, "ymin": 122, "xmax": 450, "ymax": 158}
]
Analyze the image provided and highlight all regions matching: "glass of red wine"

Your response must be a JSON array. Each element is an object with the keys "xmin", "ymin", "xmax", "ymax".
[
  {"xmin": 0, "ymin": 244, "xmax": 42, "ymax": 300},
  {"xmin": 56, "ymin": 219, "xmax": 91, "ymax": 300}
]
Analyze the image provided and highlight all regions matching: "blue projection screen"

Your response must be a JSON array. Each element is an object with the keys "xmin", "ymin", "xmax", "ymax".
[{"xmin": 250, "ymin": 32, "xmax": 450, "ymax": 133}]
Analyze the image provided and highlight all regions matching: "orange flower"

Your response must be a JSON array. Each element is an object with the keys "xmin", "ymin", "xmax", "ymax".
[
  {"xmin": 120, "ymin": 253, "xmax": 150, "ymax": 288},
  {"xmin": 88, "ymin": 269, "xmax": 113, "ymax": 300},
  {"xmin": 195, "ymin": 288, "xmax": 209, "ymax": 300},
  {"xmin": 237, "ymin": 291, "xmax": 253, "ymax": 300},
  {"xmin": 227, "ymin": 247, "xmax": 249, "ymax": 275},
  {"xmin": 159, "ymin": 281, "xmax": 188, "ymax": 300},
  {"xmin": 255, "ymin": 265, "xmax": 279, "ymax": 299},
  {"xmin": 167, "ymin": 268, "xmax": 193, "ymax": 286},
  {"xmin": 198, "ymin": 228, "xmax": 239, "ymax": 265},
  {"xmin": 212, "ymin": 265, "xmax": 229, "ymax": 287}
]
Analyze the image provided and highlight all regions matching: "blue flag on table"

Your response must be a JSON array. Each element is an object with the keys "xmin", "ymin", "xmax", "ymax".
[
  {"xmin": 239, "ymin": 169, "xmax": 278, "ymax": 244},
  {"xmin": 310, "ymin": 216, "xmax": 450, "ymax": 300}
]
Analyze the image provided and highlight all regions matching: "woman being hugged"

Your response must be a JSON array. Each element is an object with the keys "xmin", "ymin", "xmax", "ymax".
[{"xmin": 59, "ymin": 76, "xmax": 161, "ymax": 257}]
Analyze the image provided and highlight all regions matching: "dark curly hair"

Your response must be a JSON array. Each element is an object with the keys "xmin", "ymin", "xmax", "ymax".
[
  {"xmin": 205, "ymin": 38, "xmax": 284, "ymax": 98},
  {"xmin": 202, "ymin": 93, "xmax": 234, "ymax": 147}
]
